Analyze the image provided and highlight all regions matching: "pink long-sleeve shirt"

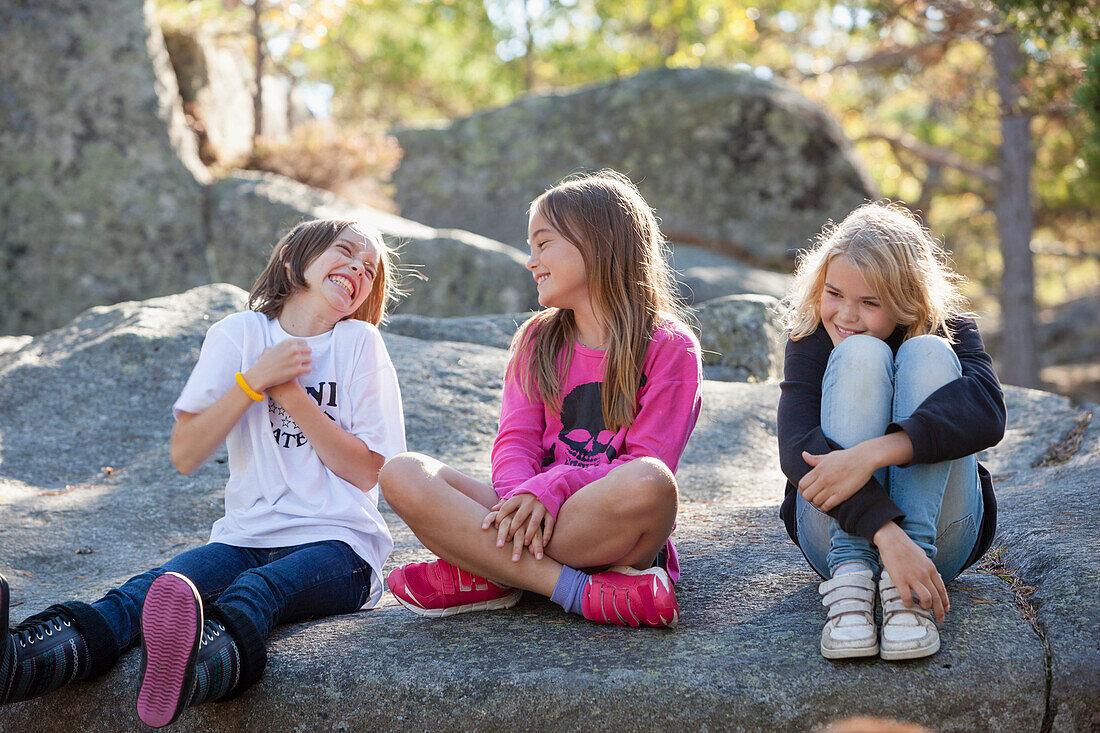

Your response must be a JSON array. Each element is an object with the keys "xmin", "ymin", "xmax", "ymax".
[{"xmin": 491, "ymin": 318, "xmax": 703, "ymax": 581}]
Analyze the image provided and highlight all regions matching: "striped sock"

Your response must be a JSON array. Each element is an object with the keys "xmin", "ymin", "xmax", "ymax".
[{"xmin": 188, "ymin": 620, "xmax": 241, "ymax": 705}]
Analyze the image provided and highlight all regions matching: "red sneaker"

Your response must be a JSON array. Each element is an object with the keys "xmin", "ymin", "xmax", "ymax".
[
  {"xmin": 581, "ymin": 566, "xmax": 679, "ymax": 628},
  {"xmin": 386, "ymin": 558, "xmax": 522, "ymax": 618}
]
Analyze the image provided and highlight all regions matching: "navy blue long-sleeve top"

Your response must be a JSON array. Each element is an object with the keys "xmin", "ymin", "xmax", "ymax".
[{"xmin": 777, "ymin": 317, "xmax": 1006, "ymax": 570}]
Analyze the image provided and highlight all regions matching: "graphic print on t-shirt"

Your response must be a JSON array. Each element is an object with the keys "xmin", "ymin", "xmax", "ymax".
[
  {"xmin": 269, "ymin": 381, "xmax": 339, "ymax": 448},
  {"xmin": 557, "ymin": 381, "xmax": 618, "ymax": 467}
]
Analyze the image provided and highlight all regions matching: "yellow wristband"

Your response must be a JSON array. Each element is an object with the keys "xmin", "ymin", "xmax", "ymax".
[{"xmin": 235, "ymin": 372, "xmax": 264, "ymax": 401}]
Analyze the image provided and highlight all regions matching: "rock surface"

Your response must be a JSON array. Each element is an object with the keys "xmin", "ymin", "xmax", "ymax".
[
  {"xmin": 0, "ymin": 0, "xmax": 209, "ymax": 336},
  {"xmin": 393, "ymin": 67, "xmax": 876, "ymax": 266},
  {"xmin": 382, "ymin": 295, "xmax": 788, "ymax": 384},
  {"xmin": 163, "ymin": 30, "xmax": 311, "ymax": 165},
  {"xmin": 0, "ymin": 0, "xmax": 537, "ymax": 336},
  {"xmin": 670, "ymin": 243, "xmax": 792, "ymax": 304},
  {"xmin": 162, "ymin": 30, "xmax": 257, "ymax": 165},
  {"xmin": 0, "ymin": 286, "xmax": 1096, "ymax": 732},
  {"xmin": 384, "ymin": 312, "xmax": 534, "ymax": 351},
  {"xmin": 0, "ymin": 0, "xmax": 797, "ymax": 342},
  {"xmin": 695, "ymin": 294, "xmax": 785, "ymax": 382}
]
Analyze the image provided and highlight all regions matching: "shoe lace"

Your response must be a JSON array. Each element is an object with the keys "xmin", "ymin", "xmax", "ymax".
[
  {"xmin": 13, "ymin": 615, "xmax": 70, "ymax": 648},
  {"xmin": 200, "ymin": 620, "xmax": 226, "ymax": 647}
]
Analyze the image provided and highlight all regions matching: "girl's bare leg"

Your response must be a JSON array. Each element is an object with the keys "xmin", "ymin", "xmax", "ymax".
[
  {"xmin": 380, "ymin": 452, "xmax": 561, "ymax": 596},
  {"xmin": 546, "ymin": 457, "xmax": 678, "ymax": 571}
]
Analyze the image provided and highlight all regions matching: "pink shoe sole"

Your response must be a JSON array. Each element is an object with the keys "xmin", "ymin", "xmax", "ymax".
[{"xmin": 137, "ymin": 572, "xmax": 203, "ymax": 729}]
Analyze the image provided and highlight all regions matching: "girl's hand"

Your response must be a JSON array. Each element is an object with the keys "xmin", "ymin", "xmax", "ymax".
[
  {"xmin": 266, "ymin": 377, "xmax": 306, "ymax": 405},
  {"xmin": 245, "ymin": 340, "xmax": 312, "ymax": 392},
  {"xmin": 874, "ymin": 522, "xmax": 949, "ymax": 622},
  {"xmin": 798, "ymin": 447, "xmax": 876, "ymax": 511},
  {"xmin": 481, "ymin": 493, "xmax": 555, "ymax": 561}
]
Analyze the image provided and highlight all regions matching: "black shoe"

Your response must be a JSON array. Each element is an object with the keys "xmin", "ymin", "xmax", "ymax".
[{"xmin": 0, "ymin": 573, "xmax": 120, "ymax": 707}]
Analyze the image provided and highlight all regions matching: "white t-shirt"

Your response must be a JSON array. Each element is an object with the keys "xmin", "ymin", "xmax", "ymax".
[{"xmin": 173, "ymin": 311, "xmax": 405, "ymax": 608}]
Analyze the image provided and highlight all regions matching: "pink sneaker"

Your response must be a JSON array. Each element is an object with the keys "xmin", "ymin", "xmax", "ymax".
[
  {"xmin": 581, "ymin": 566, "xmax": 679, "ymax": 628},
  {"xmin": 386, "ymin": 558, "xmax": 521, "ymax": 618}
]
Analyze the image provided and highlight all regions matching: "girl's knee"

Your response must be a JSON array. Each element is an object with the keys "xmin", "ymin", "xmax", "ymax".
[
  {"xmin": 896, "ymin": 335, "xmax": 960, "ymax": 392},
  {"xmin": 897, "ymin": 335, "xmax": 956, "ymax": 368},
  {"xmin": 825, "ymin": 335, "xmax": 893, "ymax": 392},
  {"xmin": 378, "ymin": 452, "xmax": 431, "ymax": 510},
  {"xmin": 831, "ymin": 333, "xmax": 893, "ymax": 368},
  {"xmin": 617, "ymin": 458, "xmax": 678, "ymax": 513}
]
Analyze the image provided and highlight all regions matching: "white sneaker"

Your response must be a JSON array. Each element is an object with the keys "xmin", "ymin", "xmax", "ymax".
[
  {"xmin": 879, "ymin": 570, "xmax": 940, "ymax": 660},
  {"xmin": 818, "ymin": 568, "xmax": 878, "ymax": 659}
]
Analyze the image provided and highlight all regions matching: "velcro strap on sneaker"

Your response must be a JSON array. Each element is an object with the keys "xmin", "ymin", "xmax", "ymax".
[
  {"xmin": 819, "ymin": 573, "xmax": 875, "ymax": 596},
  {"xmin": 880, "ymin": 585, "xmax": 901, "ymax": 603},
  {"xmin": 826, "ymin": 599, "xmax": 874, "ymax": 620},
  {"xmin": 882, "ymin": 598, "xmax": 932, "ymax": 619},
  {"xmin": 821, "ymin": 586, "xmax": 874, "ymax": 608},
  {"xmin": 438, "ymin": 563, "xmax": 456, "ymax": 596},
  {"xmin": 457, "ymin": 568, "xmax": 481, "ymax": 592}
]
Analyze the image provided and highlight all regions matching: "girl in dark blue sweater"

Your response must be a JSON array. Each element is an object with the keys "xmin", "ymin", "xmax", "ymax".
[{"xmin": 776, "ymin": 202, "xmax": 1005, "ymax": 660}]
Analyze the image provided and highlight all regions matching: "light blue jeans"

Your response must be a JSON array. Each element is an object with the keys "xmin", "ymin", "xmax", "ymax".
[{"xmin": 796, "ymin": 334, "xmax": 984, "ymax": 581}]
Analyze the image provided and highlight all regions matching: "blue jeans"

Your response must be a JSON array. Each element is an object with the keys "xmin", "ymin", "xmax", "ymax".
[
  {"xmin": 795, "ymin": 334, "xmax": 984, "ymax": 581},
  {"xmin": 90, "ymin": 540, "xmax": 372, "ymax": 654}
]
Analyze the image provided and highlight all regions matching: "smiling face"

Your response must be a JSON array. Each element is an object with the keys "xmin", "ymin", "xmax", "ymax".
[
  {"xmin": 299, "ymin": 225, "xmax": 380, "ymax": 320},
  {"xmin": 526, "ymin": 210, "xmax": 592, "ymax": 314},
  {"xmin": 819, "ymin": 255, "xmax": 898, "ymax": 346}
]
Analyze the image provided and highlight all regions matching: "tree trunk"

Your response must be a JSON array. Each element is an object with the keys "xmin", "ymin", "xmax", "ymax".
[
  {"xmin": 252, "ymin": 0, "xmax": 265, "ymax": 144},
  {"xmin": 523, "ymin": 1, "xmax": 535, "ymax": 92},
  {"xmin": 286, "ymin": 75, "xmax": 296, "ymax": 132},
  {"xmin": 992, "ymin": 28, "xmax": 1039, "ymax": 388},
  {"xmin": 914, "ymin": 103, "xmax": 942, "ymax": 218}
]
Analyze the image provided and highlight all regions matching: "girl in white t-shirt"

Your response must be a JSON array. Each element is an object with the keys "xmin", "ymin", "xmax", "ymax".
[{"xmin": 0, "ymin": 219, "xmax": 406, "ymax": 728}]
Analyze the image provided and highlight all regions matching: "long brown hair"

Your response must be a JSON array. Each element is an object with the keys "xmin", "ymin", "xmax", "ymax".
[
  {"xmin": 508, "ymin": 171, "xmax": 687, "ymax": 430},
  {"xmin": 247, "ymin": 219, "xmax": 398, "ymax": 326},
  {"xmin": 778, "ymin": 202, "xmax": 969, "ymax": 342}
]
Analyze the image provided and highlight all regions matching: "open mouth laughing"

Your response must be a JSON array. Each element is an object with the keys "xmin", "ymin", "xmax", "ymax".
[{"xmin": 329, "ymin": 273, "xmax": 356, "ymax": 298}]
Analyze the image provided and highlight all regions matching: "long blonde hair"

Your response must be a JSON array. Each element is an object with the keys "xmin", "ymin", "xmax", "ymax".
[
  {"xmin": 248, "ymin": 219, "xmax": 399, "ymax": 326},
  {"xmin": 508, "ymin": 171, "xmax": 687, "ymax": 431},
  {"xmin": 778, "ymin": 202, "xmax": 969, "ymax": 342}
]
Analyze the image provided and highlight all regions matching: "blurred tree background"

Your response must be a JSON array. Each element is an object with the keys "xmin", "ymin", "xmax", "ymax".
[{"xmin": 156, "ymin": 0, "xmax": 1098, "ymax": 391}]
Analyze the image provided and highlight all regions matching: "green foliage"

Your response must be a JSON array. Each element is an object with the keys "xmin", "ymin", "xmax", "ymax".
[
  {"xmin": 991, "ymin": 0, "xmax": 1099, "ymax": 41},
  {"xmin": 1074, "ymin": 48, "xmax": 1100, "ymax": 194},
  {"xmin": 303, "ymin": 0, "xmax": 515, "ymax": 124}
]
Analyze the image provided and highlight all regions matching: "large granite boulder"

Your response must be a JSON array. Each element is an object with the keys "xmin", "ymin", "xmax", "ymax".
[
  {"xmin": 0, "ymin": 286, "xmax": 1096, "ymax": 732},
  {"xmin": 0, "ymin": 0, "xmax": 537, "ymax": 337},
  {"xmin": 985, "ymin": 287, "xmax": 1100, "ymax": 404},
  {"xmin": 670, "ymin": 242, "xmax": 791, "ymax": 303},
  {"xmin": 207, "ymin": 171, "xmax": 540, "ymax": 317},
  {"xmin": 162, "ymin": 30, "xmax": 312, "ymax": 165},
  {"xmin": 0, "ymin": 0, "xmax": 794, "ymax": 342},
  {"xmin": 162, "ymin": 30, "xmax": 256, "ymax": 165},
  {"xmin": 384, "ymin": 312, "xmax": 534, "ymax": 350},
  {"xmin": 0, "ymin": 0, "xmax": 210, "ymax": 337},
  {"xmin": 393, "ymin": 67, "xmax": 876, "ymax": 266},
  {"xmin": 695, "ymin": 294, "xmax": 784, "ymax": 382},
  {"xmin": 383, "ymin": 293, "xmax": 787, "ymax": 385}
]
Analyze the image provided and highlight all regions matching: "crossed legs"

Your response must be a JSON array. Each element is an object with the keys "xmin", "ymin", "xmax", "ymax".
[{"xmin": 380, "ymin": 452, "xmax": 678, "ymax": 596}]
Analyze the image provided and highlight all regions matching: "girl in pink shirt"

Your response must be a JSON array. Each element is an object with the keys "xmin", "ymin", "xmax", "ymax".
[{"xmin": 382, "ymin": 170, "xmax": 702, "ymax": 627}]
